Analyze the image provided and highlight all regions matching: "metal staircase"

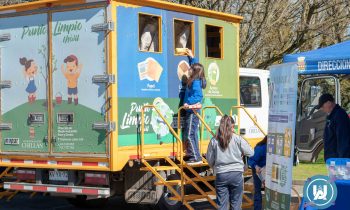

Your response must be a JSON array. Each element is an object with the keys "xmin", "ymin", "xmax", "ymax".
[
  {"xmin": 139, "ymin": 105, "xmax": 267, "ymax": 210},
  {"xmin": 0, "ymin": 167, "xmax": 40, "ymax": 201},
  {"xmin": 0, "ymin": 167, "xmax": 18, "ymax": 201}
]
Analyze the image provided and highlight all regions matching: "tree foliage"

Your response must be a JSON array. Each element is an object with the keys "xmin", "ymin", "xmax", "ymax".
[
  {"xmin": 169, "ymin": 0, "xmax": 350, "ymax": 69},
  {"xmin": 0, "ymin": 0, "xmax": 35, "ymax": 6},
  {"xmin": 2, "ymin": 0, "xmax": 350, "ymax": 69}
]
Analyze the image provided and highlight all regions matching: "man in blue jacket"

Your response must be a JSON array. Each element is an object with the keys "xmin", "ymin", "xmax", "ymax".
[{"xmin": 317, "ymin": 93, "xmax": 350, "ymax": 161}]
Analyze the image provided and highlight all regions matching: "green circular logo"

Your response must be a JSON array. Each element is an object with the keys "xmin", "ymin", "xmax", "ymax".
[{"xmin": 303, "ymin": 175, "xmax": 337, "ymax": 209}]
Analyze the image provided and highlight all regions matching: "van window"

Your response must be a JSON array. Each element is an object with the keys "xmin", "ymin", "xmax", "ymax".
[
  {"xmin": 174, "ymin": 19, "xmax": 193, "ymax": 55},
  {"xmin": 139, "ymin": 14, "xmax": 161, "ymax": 52},
  {"xmin": 240, "ymin": 76, "xmax": 262, "ymax": 107},
  {"xmin": 205, "ymin": 25, "xmax": 223, "ymax": 58}
]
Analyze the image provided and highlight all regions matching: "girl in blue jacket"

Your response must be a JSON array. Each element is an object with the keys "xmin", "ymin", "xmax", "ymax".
[
  {"xmin": 248, "ymin": 136, "xmax": 267, "ymax": 210},
  {"xmin": 183, "ymin": 49, "xmax": 206, "ymax": 165}
]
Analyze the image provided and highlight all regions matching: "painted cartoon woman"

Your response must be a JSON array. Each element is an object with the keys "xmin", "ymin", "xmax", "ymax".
[{"xmin": 20, "ymin": 57, "xmax": 38, "ymax": 103}]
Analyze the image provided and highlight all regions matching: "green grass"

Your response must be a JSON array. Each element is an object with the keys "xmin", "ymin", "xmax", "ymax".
[{"xmin": 293, "ymin": 150, "xmax": 328, "ymax": 181}]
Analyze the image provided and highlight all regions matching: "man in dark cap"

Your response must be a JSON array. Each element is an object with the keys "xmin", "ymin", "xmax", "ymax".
[{"xmin": 317, "ymin": 93, "xmax": 350, "ymax": 161}]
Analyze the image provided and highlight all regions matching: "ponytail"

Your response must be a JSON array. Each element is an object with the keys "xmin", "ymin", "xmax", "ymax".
[
  {"xmin": 215, "ymin": 115, "xmax": 235, "ymax": 150},
  {"xmin": 19, "ymin": 57, "xmax": 34, "ymax": 71}
]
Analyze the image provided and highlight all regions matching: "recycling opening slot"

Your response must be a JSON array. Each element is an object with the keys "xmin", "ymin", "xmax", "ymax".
[
  {"xmin": 28, "ymin": 113, "xmax": 45, "ymax": 124},
  {"xmin": 57, "ymin": 113, "xmax": 74, "ymax": 124}
]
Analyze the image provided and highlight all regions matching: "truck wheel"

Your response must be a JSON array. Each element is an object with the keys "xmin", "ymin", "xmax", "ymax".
[
  {"xmin": 67, "ymin": 195, "xmax": 108, "ymax": 208},
  {"xmin": 156, "ymin": 174, "xmax": 183, "ymax": 210}
]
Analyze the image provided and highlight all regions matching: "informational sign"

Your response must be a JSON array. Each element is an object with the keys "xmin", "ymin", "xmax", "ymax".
[{"xmin": 265, "ymin": 63, "xmax": 298, "ymax": 210}]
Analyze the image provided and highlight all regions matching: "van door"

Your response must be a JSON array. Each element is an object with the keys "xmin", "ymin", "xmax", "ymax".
[
  {"xmin": 51, "ymin": 7, "xmax": 108, "ymax": 155},
  {"xmin": 239, "ymin": 75, "xmax": 268, "ymax": 146},
  {"xmin": 296, "ymin": 76, "xmax": 340, "ymax": 162},
  {"xmin": 0, "ymin": 14, "xmax": 49, "ymax": 153}
]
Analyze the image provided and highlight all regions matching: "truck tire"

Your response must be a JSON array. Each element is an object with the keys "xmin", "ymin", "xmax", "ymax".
[
  {"xmin": 67, "ymin": 195, "xmax": 108, "ymax": 208},
  {"xmin": 311, "ymin": 144, "xmax": 323, "ymax": 163},
  {"xmin": 156, "ymin": 174, "xmax": 183, "ymax": 210},
  {"xmin": 311, "ymin": 155, "xmax": 318, "ymax": 163}
]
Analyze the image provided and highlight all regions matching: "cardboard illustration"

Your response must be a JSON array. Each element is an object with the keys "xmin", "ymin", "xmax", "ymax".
[
  {"xmin": 177, "ymin": 60, "xmax": 190, "ymax": 81},
  {"xmin": 138, "ymin": 57, "xmax": 163, "ymax": 82}
]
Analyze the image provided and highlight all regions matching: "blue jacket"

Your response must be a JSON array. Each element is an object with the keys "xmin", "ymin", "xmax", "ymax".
[
  {"xmin": 248, "ymin": 144, "xmax": 267, "ymax": 169},
  {"xmin": 179, "ymin": 56, "xmax": 198, "ymax": 102},
  {"xmin": 324, "ymin": 104, "xmax": 350, "ymax": 161},
  {"xmin": 182, "ymin": 56, "xmax": 203, "ymax": 108},
  {"xmin": 188, "ymin": 56, "xmax": 198, "ymax": 65},
  {"xmin": 184, "ymin": 79, "xmax": 203, "ymax": 106}
]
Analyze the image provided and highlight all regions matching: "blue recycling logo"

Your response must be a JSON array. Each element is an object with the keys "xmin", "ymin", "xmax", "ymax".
[{"xmin": 303, "ymin": 175, "xmax": 337, "ymax": 209}]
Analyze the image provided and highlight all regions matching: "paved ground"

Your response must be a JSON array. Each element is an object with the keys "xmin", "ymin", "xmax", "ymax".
[
  {"xmin": 0, "ymin": 194, "xmax": 155, "ymax": 210},
  {"xmin": 0, "ymin": 184, "xmax": 304, "ymax": 210},
  {"xmin": 0, "ymin": 193, "xmax": 245, "ymax": 210}
]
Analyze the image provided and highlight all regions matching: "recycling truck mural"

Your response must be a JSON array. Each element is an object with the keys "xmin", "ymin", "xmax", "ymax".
[{"xmin": 0, "ymin": 0, "xmax": 243, "ymax": 208}]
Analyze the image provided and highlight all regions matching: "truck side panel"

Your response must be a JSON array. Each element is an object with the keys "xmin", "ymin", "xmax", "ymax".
[{"xmin": 116, "ymin": 5, "xmax": 239, "ymax": 159}]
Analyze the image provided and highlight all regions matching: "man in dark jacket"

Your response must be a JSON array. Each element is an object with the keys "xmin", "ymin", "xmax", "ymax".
[{"xmin": 318, "ymin": 93, "xmax": 350, "ymax": 161}]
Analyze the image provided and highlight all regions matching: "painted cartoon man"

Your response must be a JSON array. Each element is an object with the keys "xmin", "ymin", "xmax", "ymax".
[{"xmin": 61, "ymin": 55, "xmax": 83, "ymax": 105}]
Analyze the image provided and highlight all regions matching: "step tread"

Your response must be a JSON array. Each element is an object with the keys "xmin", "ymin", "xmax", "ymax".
[
  {"xmin": 154, "ymin": 180, "xmax": 189, "ymax": 186},
  {"xmin": 180, "ymin": 162, "xmax": 209, "ymax": 168},
  {"xmin": 192, "ymin": 175, "xmax": 216, "ymax": 182},
  {"xmin": 143, "ymin": 156, "xmax": 170, "ymax": 160},
  {"xmin": 169, "ymin": 194, "xmax": 207, "ymax": 201},
  {"xmin": 140, "ymin": 166, "xmax": 178, "ymax": 171},
  {"xmin": 154, "ymin": 175, "xmax": 215, "ymax": 186}
]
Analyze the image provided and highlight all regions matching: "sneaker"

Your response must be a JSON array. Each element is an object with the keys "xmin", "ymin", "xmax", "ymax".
[{"xmin": 186, "ymin": 160, "xmax": 203, "ymax": 166}]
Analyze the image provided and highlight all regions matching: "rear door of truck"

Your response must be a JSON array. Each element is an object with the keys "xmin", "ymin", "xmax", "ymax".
[
  {"xmin": 51, "ymin": 7, "xmax": 108, "ymax": 155},
  {"xmin": 0, "ymin": 13, "xmax": 50, "ymax": 154},
  {"xmin": 0, "ymin": 6, "xmax": 109, "ymax": 157}
]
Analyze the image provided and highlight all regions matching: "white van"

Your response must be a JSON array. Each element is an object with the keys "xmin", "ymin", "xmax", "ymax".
[{"xmin": 239, "ymin": 68, "xmax": 270, "ymax": 147}]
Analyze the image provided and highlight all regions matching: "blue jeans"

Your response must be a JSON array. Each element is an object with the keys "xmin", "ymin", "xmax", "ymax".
[
  {"xmin": 252, "ymin": 168, "xmax": 262, "ymax": 210},
  {"xmin": 216, "ymin": 171, "xmax": 243, "ymax": 210},
  {"xmin": 184, "ymin": 112, "xmax": 201, "ymax": 161}
]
